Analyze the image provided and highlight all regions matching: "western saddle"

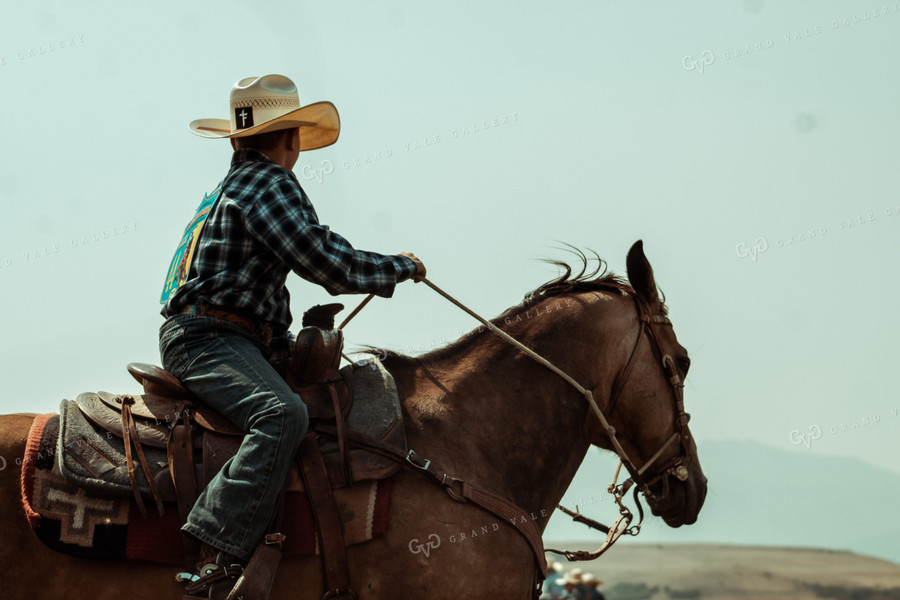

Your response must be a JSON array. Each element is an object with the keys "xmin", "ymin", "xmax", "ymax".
[{"xmin": 63, "ymin": 304, "xmax": 403, "ymax": 599}]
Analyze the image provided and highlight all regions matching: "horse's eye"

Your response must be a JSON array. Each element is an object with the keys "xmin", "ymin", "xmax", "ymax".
[{"xmin": 678, "ymin": 357, "xmax": 691, "ymax": 375}]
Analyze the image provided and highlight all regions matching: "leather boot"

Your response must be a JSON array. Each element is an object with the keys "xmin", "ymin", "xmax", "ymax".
[{"xmin": 182, "ymin": 543, "xmax": 244, "ymax": 600}]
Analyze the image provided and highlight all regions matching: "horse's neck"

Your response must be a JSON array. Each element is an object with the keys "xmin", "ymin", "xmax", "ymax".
[{"xmin": 389, "ymin": 296, "xmax": 602, "ymax": 520}]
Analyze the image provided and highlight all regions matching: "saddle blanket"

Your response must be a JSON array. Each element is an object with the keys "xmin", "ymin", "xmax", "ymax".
[{"xmin": 20, "ymin": 413, "xmax": 391, "ymax": 564}]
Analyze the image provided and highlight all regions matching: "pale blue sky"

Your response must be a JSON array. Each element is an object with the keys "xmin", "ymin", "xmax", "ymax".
[{"xmin": 2, "ymin": 0, "xmax": 898, "ymax": 556}]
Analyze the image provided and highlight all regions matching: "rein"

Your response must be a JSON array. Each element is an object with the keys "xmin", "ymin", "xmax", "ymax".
[{"xmin": 337, "ymin": 277, "xmax": 692, "ymax": 570}]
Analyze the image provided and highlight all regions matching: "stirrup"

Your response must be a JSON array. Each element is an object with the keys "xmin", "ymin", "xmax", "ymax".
[{"xmin": 178, "ymin": 562, "xmax": 244, "ymax": 595}]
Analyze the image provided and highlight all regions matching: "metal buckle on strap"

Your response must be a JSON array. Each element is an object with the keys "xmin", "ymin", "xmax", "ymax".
[
  {"xmin": 440, "ymin": 474, "xmax": 467, "ymax": 503},
  {"xmin": 405, "ymin": 449, "xmax": 431, "ymax": 472},
  {"xmin": 406, "ymin": 449, "xmax": 469, "ymax": 502}
]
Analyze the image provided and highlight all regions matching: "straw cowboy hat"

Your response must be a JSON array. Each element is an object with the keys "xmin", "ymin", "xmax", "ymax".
[
  {"xmin": 189, "ymin": 74, "xmax": 340, "ymax": 151},
  {"xmin": 556, "ymin": 568, "xmax": 584, "ymax": 586}
]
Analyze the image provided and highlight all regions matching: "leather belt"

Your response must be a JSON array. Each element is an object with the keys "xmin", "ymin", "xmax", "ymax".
[{"xmin": 181, "ymin": 303, "xmax": 273, "ymax": 346}]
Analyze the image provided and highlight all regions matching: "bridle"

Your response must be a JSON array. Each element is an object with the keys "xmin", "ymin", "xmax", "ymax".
[
  {"xmin": 415, "ymin": 279, "xmax": 694, "ymax": 561},
  {"xmin": 545, "ymin": 293, "xmax": 695, "ymax": 561},
  {"xmin": 605, "ymin": 293, "xmax": 693, "ymax": 500}
]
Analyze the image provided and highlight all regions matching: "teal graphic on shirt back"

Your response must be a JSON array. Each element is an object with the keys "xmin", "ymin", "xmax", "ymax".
[{"xmin": 160, "ymin": 184, "xmax": 223, "ymax": 304}]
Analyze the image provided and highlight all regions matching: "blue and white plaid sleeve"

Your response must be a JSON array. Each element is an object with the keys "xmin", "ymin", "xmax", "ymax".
[{"xmin": 244, "ymin": 176, "xmax": 417, "ymax": 298}]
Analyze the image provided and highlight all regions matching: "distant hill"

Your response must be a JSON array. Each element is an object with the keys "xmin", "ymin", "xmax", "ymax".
[
  {"xmin": 544, "ymin": 544, "xmax": 900, "ymax": 600},
  {"xmin": 546, "ymin": 440, "xmax": 900, "ymax": 565}
]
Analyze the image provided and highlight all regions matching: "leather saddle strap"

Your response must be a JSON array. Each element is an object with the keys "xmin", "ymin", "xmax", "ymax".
[
  {"xmin": 297, "ymin": 434, "xmax": 355, "ymax": 599},
  {"xmin": 121, "ymin": 399, "xmax": 165, "ymax": 517},
  {"xmin": 315, "ymin": 424, "xmax": 548, "ymax": 577},
  {"xmin": 223, "ymin": 495, "xmax": 287, "ymax": 600},
  {"xmin": 225, "ymin": 533, "xmax": 287, "ymax": 600},
  {"xmin": 121, "ymin": 401, "xmax": 147, "ymax": 518},
  {"xmin": 168, "ymin": 412, "xmax": 199, "ymax": 526},
  {"xmin": 329, "ymin": 383, "xmax": 352, "ymax": 486}
]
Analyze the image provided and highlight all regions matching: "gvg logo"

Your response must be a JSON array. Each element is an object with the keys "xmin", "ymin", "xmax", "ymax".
[
  {"xmin": 353, "ymin": 348, "xmax": 389, "ymax": 368},
  {"xmin": 368, "ymin": 348, "xmax": 389, "ymax": 362},
  {"xmin": 790, "ymin": 425, "xmax": 822, "ymax": 449},
  {"xmin": 736, "ymin": 237, "xmax": 769, "ymax": 261},
  {"xmin": 682, "ymin": 50, "xmax": 715, "ymax": 75},
  {"xmin": 299, "ymin": 160, "xmax": 335, "ymax": 184},
  {"xmin": 408, "ymin": 534, "xmax": 441, "ymax": 558}
]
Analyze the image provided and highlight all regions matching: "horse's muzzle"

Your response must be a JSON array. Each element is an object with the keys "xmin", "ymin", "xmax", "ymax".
[{"xmin": 647, "ymin": 463, "xmax": 707, "ymax": 527}]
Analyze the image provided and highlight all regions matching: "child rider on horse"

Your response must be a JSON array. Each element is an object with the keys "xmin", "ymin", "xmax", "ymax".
[{"xmin": 158, "ymin": 74, "xmax": 425, "ymax": 599}]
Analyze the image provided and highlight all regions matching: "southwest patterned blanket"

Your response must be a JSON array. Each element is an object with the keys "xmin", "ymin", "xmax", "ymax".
[{"xmin": 21, "ymin": 413, "xmax": 391, "ymax": 564}]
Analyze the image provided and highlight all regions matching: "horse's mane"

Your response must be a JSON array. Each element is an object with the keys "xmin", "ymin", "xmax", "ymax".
[
  {"xmin": 376, "ymin": 248, "xmax": 632, "ymax": 367},
  {"xmin": 521, "ymin": 247, "xmax": 631, "ymax": 308}
]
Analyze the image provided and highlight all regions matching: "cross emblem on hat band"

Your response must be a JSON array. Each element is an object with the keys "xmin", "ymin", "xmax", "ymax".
[{"xmin": 234, "ymin": 106, "xmax": 254, "ymax": 129}]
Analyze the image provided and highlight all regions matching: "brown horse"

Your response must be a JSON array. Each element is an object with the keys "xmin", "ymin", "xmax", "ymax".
[{"xmin": 0, "ymin": 241, "xmax": 706, "ymax": 599}]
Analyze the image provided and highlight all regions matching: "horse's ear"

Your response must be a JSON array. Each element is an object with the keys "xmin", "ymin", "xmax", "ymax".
[{"xmin": 626, "ymin": 240, "xmax": 661, "ymax": 308}]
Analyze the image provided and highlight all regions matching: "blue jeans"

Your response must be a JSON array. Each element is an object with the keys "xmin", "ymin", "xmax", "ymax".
[{"xmin": 159, "ymin": 313, "xmax": 308, "ymax": 561}]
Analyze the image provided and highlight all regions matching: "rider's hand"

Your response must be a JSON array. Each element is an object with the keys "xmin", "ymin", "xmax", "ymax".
[{"xmin": 399, "ymin": 252, "xmax": 426, "ymax": 283}]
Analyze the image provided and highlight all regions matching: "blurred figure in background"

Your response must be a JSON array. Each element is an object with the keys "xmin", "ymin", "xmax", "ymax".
[
  {"xmin": 540, "ymin": 560, "xmax": 566, "ymax": 599},
  {"xmin": 581, "ymin": 573, "xmax": 606, "ymax": 600},
  {"xmin": 557, "ymin": 568, "xmax": 585, "ymax": 600}
]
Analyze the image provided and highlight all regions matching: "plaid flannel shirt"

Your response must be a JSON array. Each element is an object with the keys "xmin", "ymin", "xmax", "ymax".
[{"xmin": 161, "ymin": 148, "xmax": 417, "ymax": 362}]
